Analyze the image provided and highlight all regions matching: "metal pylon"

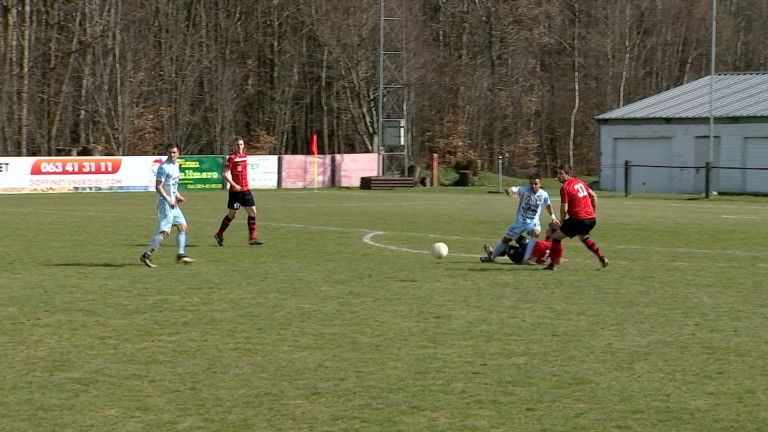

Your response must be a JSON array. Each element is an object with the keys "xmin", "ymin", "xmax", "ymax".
[{"xmin": 377, "ymin": 0, "xmax": 408, "ymax": 177}]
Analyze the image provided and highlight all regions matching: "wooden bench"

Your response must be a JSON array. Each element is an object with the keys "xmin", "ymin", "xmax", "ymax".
[{"xmin": 360, "ymin": 176, "xmax": 416, "ymax": 190}]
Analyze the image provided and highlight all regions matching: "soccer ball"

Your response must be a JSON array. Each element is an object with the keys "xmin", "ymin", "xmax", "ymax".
[{"xmin": 430, "ymin": 242, "xmax": 449, "ymax": 259}]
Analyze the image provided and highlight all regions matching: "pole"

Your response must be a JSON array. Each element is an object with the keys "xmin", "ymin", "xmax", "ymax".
[
  {"xmin": 705, "ymin": 161, "xmax": 711, "ymax": 199},
  {"xmin": 497, "ymin": 156, "xmax": 503, "ymax": 192},
  {"xmin": 624, "ymin": 160, "xmax": 630, "ymax": 197},
  {"xmin": 708, "ymin": 0, "xmax": 717, "ymax": 198},
  {"xmin": 311, "ymin": 134, "xmax": 318, "ymax": 191}
]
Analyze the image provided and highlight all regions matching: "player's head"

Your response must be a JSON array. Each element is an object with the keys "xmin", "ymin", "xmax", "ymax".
[
  {"xmin": 233, "ymin": 136, "xmax": 245, "ymax": 153},
  {"xmin": 166, "ymin": 144, "xmax": 180, "ymax": 161},
  {"xmin": 556, "ymin": 165, "xmax": 573, "ymax": 183},
  {"xmin": 528, "ymin": 173, "xmax": 542, "ymax": 192},
  {"xmin": 544, "ymin": 222, "xmax": 559, "ymax": 240}
]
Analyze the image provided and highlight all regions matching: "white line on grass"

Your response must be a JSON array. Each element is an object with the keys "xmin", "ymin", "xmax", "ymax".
[
  {"xmin": 278, "ymin": 201, "xmax": 447, "ymax": 208},
  {"xmin": 623, "ymin": 201, "xmax": 768, "ymax": 210},
  {"xmin": 6, "ymin": 208, "xmax": 766, "ymax": 261},
  {"xmin": 361, "ymin": 231, "xmax": 478, "ymax": 258}
]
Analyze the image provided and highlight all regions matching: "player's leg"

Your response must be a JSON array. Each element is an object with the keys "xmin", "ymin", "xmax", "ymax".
[
  {"xmin": 491, "ymin": 238, "xmax": 510, "ymax": 259},
  {"xmin": 484, "ymin": 221, "xmax": 530, "ymax": 262},
  {"xmin": 242, "ymin": 191, "xmax": 263, "ymax": 245},
  {"xmin": 215, "ymin": 193, "xmax": 239, "ymax": 245},
  {"xmin": 482, "ymin": 236, "xmax": 511, "ymax": 263},
  {"xmin": 543, "ymin": 224, "xmax": 568, "ymax": 270},
  {"xmin": 578, "ymin": 219, "xmax": 606, "ymax": 267},
  {"xmin": 526, "ymin": 221, "xmax": 542, "ymax": 239},
  {"xmin": 521, "ymin": 238, "xmax": 538, "ymax": 263},
  {"xmin": 173, "ymin": 209, "xmax": 194, "ymax": 263},
  {"xmin": 146, "ymin": 230, "xmax": 167, "ymax": 254},
  {"xmin": 141, "ymin": 204, "xmax": 172, "ymax": 267}
]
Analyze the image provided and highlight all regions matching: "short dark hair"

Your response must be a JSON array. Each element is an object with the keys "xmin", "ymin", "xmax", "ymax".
[
  {"xmin": 167, "ymin": 144, "xmax": 180, "ymax": 152},
  {"xmin": 528, "ymin": 172, "xmax": 542, "ymax": 181},
  {"xmin": 558, "ymin": 165, "xmax": 573, "ymax": 176}
]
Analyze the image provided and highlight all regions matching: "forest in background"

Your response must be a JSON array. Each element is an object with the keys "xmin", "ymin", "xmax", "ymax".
[{"xmin": 2, "ymin": 0, "xmax": 767, "ymax": 175}]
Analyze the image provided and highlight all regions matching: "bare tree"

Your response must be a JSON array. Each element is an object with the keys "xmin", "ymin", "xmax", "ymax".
[{"xmin": 1, "ymin": 0, "xmax": 764, "ymax": 170}]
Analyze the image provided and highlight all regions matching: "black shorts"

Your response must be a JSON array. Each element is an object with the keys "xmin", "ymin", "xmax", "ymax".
[
  {"xmin": 227, "ymin": 190, "xmax": 256, "ymax": 210},
  {"xmin": 560, "ymin": 218, "xmax": 597, "ymax": 238}
]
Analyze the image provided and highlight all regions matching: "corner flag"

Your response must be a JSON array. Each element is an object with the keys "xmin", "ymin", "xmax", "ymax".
[{"xmin": 310, "ymin": 134, "xmax": 318, "ymax": 156}]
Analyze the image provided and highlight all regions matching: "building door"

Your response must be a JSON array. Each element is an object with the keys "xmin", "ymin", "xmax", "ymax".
[
  {"xmin": 615, "ymin": 138, "xmax": 673, "ymax": 193},
  {"xmin": 744, "ymin": 138, "xmax": 768, "ymax": 194}
]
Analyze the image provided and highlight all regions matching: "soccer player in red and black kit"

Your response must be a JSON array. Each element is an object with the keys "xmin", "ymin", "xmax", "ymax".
[
  {"xmin": 544, "ymin": 165, "xmax": 607, "ymax": 270},
  {"xmin": 214, "ymin": 137, "xmax": 264, "ymax": 246}
]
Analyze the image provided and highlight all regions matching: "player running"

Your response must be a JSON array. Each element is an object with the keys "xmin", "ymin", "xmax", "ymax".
[{"xmin": 543, "ymin": 165, "xmax": 607, "ymax": 270}]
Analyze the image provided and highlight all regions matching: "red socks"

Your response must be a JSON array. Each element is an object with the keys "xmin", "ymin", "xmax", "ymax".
[
  {"xmin": 248, "ymin": 216, "xmax": 257, "ymax": 240},
  {"xmin": 216, "ymin": 215, "xmax": 233, "ymax": 236},
  {"xmin": 550, "ymin": 239, "xmax": 563, "ymax": 264},
  {"xmin": 581, "ymin": 237, "xmax": 603, "ymax": 259}
]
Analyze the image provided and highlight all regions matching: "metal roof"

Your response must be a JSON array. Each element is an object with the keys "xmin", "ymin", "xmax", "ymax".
[{"xmin": 595, "ymin": 72, "xmax": 768, "ymax": 120}]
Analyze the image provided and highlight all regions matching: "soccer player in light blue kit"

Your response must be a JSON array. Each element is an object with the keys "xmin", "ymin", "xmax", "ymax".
[
  {"xmin": 140, "ymin": 144, "xmax": 194, "ymax": 267},
  {"xmin": 481, "ymin": 172, "xmax": 559, "ymax": 263}
]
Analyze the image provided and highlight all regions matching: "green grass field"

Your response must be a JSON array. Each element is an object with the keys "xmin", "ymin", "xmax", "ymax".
[{"xmin": 1, "ymin": 186, "xmax": 767, "ymax": 431}]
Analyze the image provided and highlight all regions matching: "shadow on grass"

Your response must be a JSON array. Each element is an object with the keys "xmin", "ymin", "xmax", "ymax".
[
  {"xmin": 50, "ymin": 263, "xmax": 133, "ymax": 268},
  {"xmin": 457, "ymin": 265, "xmax": 539, "ymax": 271}
]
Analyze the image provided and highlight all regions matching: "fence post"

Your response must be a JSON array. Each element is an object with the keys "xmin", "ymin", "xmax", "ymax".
[
  {"xmin": 497, "ymin": 156, "xmax": 503, "ymax": 193},
  {"xmin": 430, "ymin": 153, "xmax": 438, "ymax": 187},
  {"xmin": 705, "ymin": 161, "xmax": 711, "ymax": 199},
  {"xmin": 624, "ymin": 160, "xmax": 631, "ymax": 197}
]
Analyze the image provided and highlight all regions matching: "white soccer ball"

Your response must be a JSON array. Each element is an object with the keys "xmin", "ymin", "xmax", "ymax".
[{"xmin": 430, "ymin": 242, "xmax": 449, "ymax": 259}]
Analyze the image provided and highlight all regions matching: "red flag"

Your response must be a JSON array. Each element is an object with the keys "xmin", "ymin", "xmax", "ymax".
[{"xmin": 310, "ymin": 134, "xmax": 318, "ymax": 156}]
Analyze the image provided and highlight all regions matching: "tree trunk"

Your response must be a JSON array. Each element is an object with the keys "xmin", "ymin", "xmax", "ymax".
[
  {"xmin": 19, "ymin": 0, "xmax": 32, "ymax": 156},
  {"xmin": 568, "ymin": 0, "xmax": 580, "ymax": 168}
]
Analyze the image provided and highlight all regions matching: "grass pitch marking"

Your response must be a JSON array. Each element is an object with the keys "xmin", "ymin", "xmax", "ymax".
[{"xmin": 7, "ymin": 207, "xmax": 767, "ymax": 263}]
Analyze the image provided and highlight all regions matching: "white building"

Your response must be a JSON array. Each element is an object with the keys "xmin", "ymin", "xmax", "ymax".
[{"xmin": 596, "ymin": 72, "xmax": 768, "ymax": 194}]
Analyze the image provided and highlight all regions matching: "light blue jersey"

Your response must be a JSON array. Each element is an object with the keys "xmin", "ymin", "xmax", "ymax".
[
  {"xmin": 501, "ymin": 186, "xmax": 551, "ymax": 239},
  {"xmin": 511, "ymin": 186, "xmax": 550, "ymax": 224},
  {"xmin": 155, "ymin": 159, "xmax": 180, "ymax": 204},
  {"xmin": 155, "ymin": 159, "xmax": 185, "ymax": 233}
]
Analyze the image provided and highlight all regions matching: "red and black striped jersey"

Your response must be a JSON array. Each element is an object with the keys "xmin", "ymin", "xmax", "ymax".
[{"xmin": 224, "ymin": 153, "xmax": 249, "ymax": 191}]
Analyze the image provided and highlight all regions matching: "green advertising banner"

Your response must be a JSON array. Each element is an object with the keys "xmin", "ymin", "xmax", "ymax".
[{"xmin": 178, "ymin": 156, "xmax": 224, "ymax": 190}]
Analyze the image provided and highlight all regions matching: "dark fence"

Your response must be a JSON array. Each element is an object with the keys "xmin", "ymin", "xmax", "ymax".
[{"xmin": 623, "ymin": 160, "xmax": 768, "ymax": 198}]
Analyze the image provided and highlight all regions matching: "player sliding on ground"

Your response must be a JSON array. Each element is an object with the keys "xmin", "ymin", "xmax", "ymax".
[
  {"xmin": 481, "ymin": 172, "xmax": 559, "ymax": 263},
  {"xmin": 495, "ymin": 223, "xmax": 561, "ymax": 265}
]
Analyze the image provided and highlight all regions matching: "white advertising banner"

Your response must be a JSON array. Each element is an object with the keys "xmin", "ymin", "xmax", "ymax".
[
  {"xmin": 247, "ymin": 155, "xmax": 279, "ymax": 189},
  {"xmin": 0, "ymin": 156, "xmax": 163, "ymax": 193}
]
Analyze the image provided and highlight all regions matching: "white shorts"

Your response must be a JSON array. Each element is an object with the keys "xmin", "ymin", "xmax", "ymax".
[
  {"xmin": 156, "ymin": 201, "xmax": 186, "ymax": 233},
  {"xmin": 504, "ymin": 219, "xmax": 540, "ymax": 240}
]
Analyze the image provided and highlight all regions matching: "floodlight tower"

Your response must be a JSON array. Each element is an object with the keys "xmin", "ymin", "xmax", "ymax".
[{"xmin": 377, "ymin": 0, "xmax": 408, "ymax": 176}]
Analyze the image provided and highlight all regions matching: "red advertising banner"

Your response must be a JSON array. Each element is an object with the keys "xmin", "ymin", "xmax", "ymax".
[{"xmin": 30, "ymin": 158, "xmax": 123, "ymax": 175}]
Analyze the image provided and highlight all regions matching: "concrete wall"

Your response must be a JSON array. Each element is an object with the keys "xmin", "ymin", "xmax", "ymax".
[{"xmin": 598, "ymin": 120, "xmax": 768, "ymax": 194}]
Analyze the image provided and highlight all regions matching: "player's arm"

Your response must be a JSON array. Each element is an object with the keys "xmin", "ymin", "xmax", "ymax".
[
  {"xmin": 505, "ymin": 186, "xmax": 520, "ymax": 198},
  {"xmin": 222, "ymin": 166, "xmax": 241, "ymax": 191},
  {"xmin": 156, "ymin": 178, "xmax": 175, "ymax": 207},
  {"xmin": 559, "ymin": 187, "xmax": 568, "ymax": 221},
  {"xmin": 588, "ymin": 188, "xmax": 598, "ymax": 213},
  {"xmin": 545, "ymin": 204, "xmax": 559, "ymax": 224}
]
